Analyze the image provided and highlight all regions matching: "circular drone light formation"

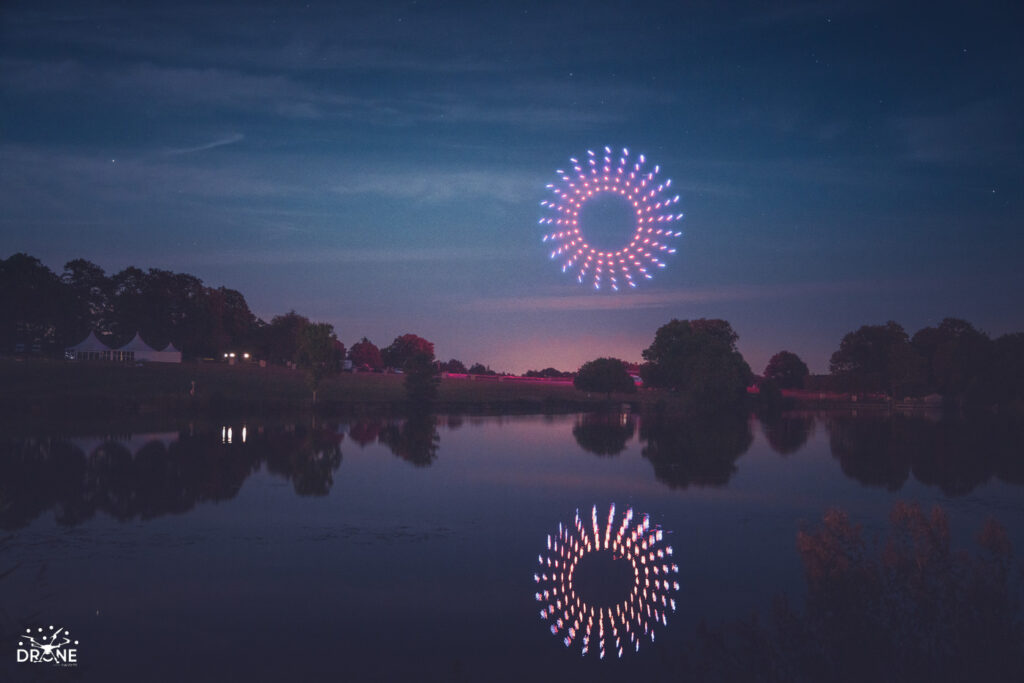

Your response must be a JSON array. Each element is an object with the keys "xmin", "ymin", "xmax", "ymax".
[
  {"xmin": 534, "ymin": 504, "xmax": 680, "ymax": 659},
  {"xmin": 540, "ymin": 146, "xmax": 683, "ymax": 290}
]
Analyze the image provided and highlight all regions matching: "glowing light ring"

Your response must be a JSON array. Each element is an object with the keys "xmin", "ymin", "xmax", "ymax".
[
  {"xmin": 540, "ymin": 146, "xmax": 683, "ymax": 291},
  {"xmin": 534, "ymin": 504, "xmax": 680, "ymax": 659}
]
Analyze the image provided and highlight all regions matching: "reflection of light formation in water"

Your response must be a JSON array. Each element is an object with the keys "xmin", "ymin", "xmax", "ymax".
[{"xmin": 535, "ymin": 504, "xmax": 679, "ymax": 659}]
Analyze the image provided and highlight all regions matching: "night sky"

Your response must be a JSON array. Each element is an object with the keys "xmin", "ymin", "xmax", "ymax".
[{"xmin": 2, "ymin": 1, "xmax": 1022, "ymax": 374}]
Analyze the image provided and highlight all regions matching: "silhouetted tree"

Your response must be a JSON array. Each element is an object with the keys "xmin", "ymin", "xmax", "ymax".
[
  {"xmin": 0, "ymin": 253, "xmax": 69, "ymax": 350},
  {"xmin": 257, "ymin": 311, "xmax": 310, "ymax": 365},
  {"xmin": 912, "ymin": 318, "xmax": 992, "ymax": 403},
  {"xmin": 382, "ymin": 333, "xmax": 434, "ymax": 370},
  {"xmin": 574, "ymin": 357, "xmax": 636, "ymax": 398},
  {"xmin": 991, "ymin": 333, "xmax": 1024, "ymax": 406},
  {"xmin": 295, "ymin": 322, "xmax": 339, "ymax": 404},
  {"xmin": 525, "ymin": 367, "xmax": 573, "ymax": 378},
  {"xmin": 468, "ymin": 362, "xmax": 496, "ymax": 375},
  {"xmin": 641, "ymin": 319, "xmax": 753, "ymax": 410},
  {"xmin": 442, "ymin": 358, "xmax": 467, "ymax": 373},
  {"xmin": 348, "ymin": 337, "xmax": 383, "ymax": 370},
  {"xmin": 61, "ymin": 258, "xmax": 112, "ymax": 340},
  {"xmin": 404, "ymin": 351, "xmax": 440, "ymax": 404},
  {"xmin": 764, "ymin": 350, "xmax": 809, "ymax": 389},
  {"xmin": 829, "ymin": 321, "xmax": 923, "ymax": 396}
]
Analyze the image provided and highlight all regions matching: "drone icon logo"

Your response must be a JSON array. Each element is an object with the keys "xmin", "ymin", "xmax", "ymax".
[{"xmin": 16, "ymin": 625, "xmax": 79, "ymax": 667}]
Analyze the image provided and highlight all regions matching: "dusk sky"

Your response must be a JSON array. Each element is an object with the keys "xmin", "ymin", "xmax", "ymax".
[{"xmin": 2, "ymin": 0, "xmax": 1021, "ymax": 374}]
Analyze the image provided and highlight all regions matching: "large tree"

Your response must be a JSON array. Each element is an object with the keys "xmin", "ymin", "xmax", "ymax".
[
  {"xmin": 348, "ymin": 337, "xmax": 383, "ymax": 370},
  {"xmin": 640, "ymin": 319, "xmax": 753, "ymax": 410},
  {"xmin": 404, "ymin": 351, "xmax": 440, "ymax": 404},
  {"xmin": 382, "ymin": 333, "xmax": 434, "ymax": 370},
  {"xmin": 295, "ymin": 322, "xmax": 340, "ymax": 404},
  {"xmin": 442, "ymin": 358, "xmax": 467, "ymax": 374},
  {"xmin": 830, "ymin": 321, "xmax": 923, "ymax": 397},
  {"xmin": 764, "ymin": 350, "xmax": 810, "ymax": 389},
  {"xmin": 258, "ymin": 311, "xmax": 310, "ymax": 365},
  {"xmin": 0, "ymin": 253, "xmax": 70, "ymax": 350},
  {"xmin": 61, "ymin": 258, "xmax": 112, "ymax": 340},
  {"xmin": 574, "ymin": 357, "xmax": 636, "ymax": 397},
  {"xmin": 991, "ymin": 333, "xmax": 1024, "ymax": 406},
  {"xmin": 911, "ymin": 318, "xmax": 991, "ymax": 400}
]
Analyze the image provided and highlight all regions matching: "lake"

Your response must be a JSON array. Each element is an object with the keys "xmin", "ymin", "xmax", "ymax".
[{"xmin": 2, "ymin": 410, "xmax": 1023, "ymax": 681}]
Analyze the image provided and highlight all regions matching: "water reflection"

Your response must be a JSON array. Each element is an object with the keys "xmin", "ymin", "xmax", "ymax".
[
  {"xmin": 571, "ymin": 412, "xmax": 636, "ymax": 456},
  {"xmin": 760, "ymin": 413, "xmax": 815, "ymax": 455},
  {"xmin": 346, "ymin": 415, "xmax": 442, "ymax": 466},
  {"xmin": 826, "ymin": 413, "xmax": 1024, "ymax": 496},
  {"xmin": 535, "ymin": 505, "xmax": 679, "ymax": 659},
  {"xmin": 0, "ymin": 422, "xmax": 343, "ymax": 530},
  {"xmin": 638, "ymin": 412, "xmax": 754, "ymax": 489},
  {"xmin": 4, "ymin": 411, "xmax": 1022, "ymax": 534},
  {"xmin": 378, "ymin": 414, "xmax": 441, "ymax": 467}
]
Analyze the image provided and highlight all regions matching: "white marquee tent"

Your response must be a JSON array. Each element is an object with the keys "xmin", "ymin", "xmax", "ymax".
[{"xmin": 65, "ymin": 332, "xmax": 182, "ymax": 363}]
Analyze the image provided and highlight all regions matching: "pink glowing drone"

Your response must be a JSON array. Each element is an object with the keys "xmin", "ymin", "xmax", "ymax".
[{"xmin": 540, "ymin": 146, "xmax": 683, "ymax": 290}]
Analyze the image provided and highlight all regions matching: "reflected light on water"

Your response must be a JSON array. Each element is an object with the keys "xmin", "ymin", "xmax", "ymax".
[{"xmin": 535, "ymin": 504, "xmax": 679, "ymax": 659}]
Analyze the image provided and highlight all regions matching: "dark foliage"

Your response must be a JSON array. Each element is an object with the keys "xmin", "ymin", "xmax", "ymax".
[
  {"xmin": 676, "ymin": 504, "xmax": 1024, "ymax": 682},
  {"xmin": 829, "ymin": 321, "xmax": 923, "ymax": 397},
  {"xmin": 382, "ymin": 333, "xmax": 434, "ymax": 370},
  {"xmin": 641, "ymin": 319, "xmax": 753, "ymax": 410},
  {"xmin": 764, "ymin": 350, "xmax": 809, "ymax": 389},
  {"xmin": 573, "ymin": 357, "xmax": 636, "ymax": 396},
  {"xmin": 348, "ymin": 337, "xmax": 383, "ymax": 370},
  {"xmin": 1, "ymin": 253, "xmax": 259, "ymax": 358}
]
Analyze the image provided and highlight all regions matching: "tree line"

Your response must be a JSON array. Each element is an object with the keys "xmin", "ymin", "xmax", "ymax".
[
  {"xmin": 573, "ymin": 317, "xmax": 1024, "ymax": 410},
  {"xmin": 5, "ymin": 253, "xmax": 1022, "ymax": 408}
]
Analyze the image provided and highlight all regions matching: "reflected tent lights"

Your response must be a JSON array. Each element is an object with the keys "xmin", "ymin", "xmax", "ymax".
[
  {"xmin": 220, "ymin": 425, "xmax": 248, "ymax": 444},
  {"xmin": 535, "ymin": 504, "xmax": 679, "ymax": 659},
  {"xmin": 540, "ymin": 146, "xmax": 683, "ymax": 291}
]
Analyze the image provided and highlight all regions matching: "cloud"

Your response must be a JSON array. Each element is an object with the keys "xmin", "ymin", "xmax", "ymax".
[
  {"xmin": 332, "ymin": 168, "xmax": 539, "ymax": 203},
  {"xmin": 1, "ymin": 52, "xmax": 659, "ymax": 129},
  {"xmin": 159, "ymin": 246, "xmax": 521, "ymax": 267},
  {"xmin": 164, "ymin": 133, "xmax": 245, "ymax": 156},
  {"xmin": 893, "ymin": 101, "xmax": 1020, "ymax": 165},
  {"xmin": 460, "ymin": 280, "xmax": 905, "ymax": 312}
]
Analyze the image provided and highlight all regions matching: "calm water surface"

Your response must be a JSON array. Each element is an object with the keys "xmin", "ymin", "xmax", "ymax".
[{"xmin": 2, "ymin": 411, "xmax": 1023, "ymax": 681}]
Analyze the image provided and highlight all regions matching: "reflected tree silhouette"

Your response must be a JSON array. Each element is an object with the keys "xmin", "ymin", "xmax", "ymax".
[
  {"xmin": 827, "ymin": 414, "xmax": 1024, "ymax": 496},
  {"xmin": 571, "ymin": 412, "xmax": 636, "ymax": 456},
  {"xmin": 826, "ymin": 415, "xmax": 913, "ymax": 491},
  {"xmin": 760, "ymin": 413, "xmax": 815, "ymax": 456},
  {"xmin": 378, "ymin": 413, "xmax": 440, "ymax": 467},
  {"xmin": 348, "ymin": 418, "xmax": 385, "ymax": 447},
  {"xmin": 675, "ymin": 503, "xmax": 1024, "ymax": 682},
  {"xmin": 263, "ymin": 423, "xmax": 344, "ymax": 496},
  {"xmin": 0, "ymin": 421, "xmax": 346, "ymax": 529},
  {"xmin": 638, "ymin": 412, "xmax": 753, "ymax": 489}
]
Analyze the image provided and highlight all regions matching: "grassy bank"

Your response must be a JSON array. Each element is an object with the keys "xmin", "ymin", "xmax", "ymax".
[{"xmin": 0, "ymin": 358, "xmax": 643, "ymax": 418}]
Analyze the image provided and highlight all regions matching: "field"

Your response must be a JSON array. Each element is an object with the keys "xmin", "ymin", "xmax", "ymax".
[{"xmin": 0, "ymin": 358, "xmax": 637, "ymax": 417}]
